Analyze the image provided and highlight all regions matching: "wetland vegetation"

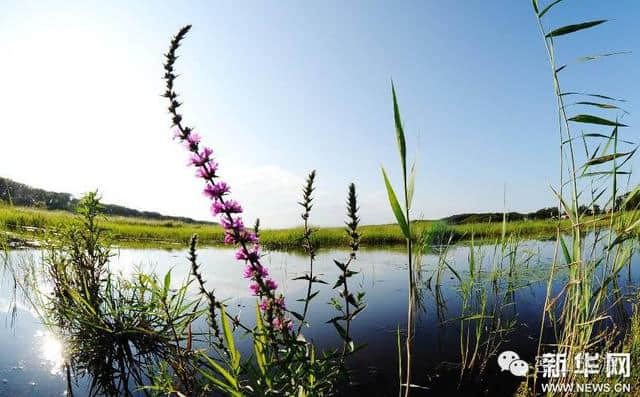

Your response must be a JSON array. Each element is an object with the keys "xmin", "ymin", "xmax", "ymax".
[
  {"xmin": 0, "ymin": 202, "xmax": 605, "ymax": 250},
  {"xmin": 2, "ymin": 1, "xmax": 640, "ymax": 396}
]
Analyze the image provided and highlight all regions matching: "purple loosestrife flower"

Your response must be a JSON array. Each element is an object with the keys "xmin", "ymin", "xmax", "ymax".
[
  {"xmin": 171, "ymin": 126, "xmax": 292, "ymax": 335},
  {"xmin": 211, "ymin": 200, "xmax": 243, "ymax": 216},
  {"xmin": 264, "ymin": 279, "xmax": 278, "ymax": 290},
  {"xmin": 223, "ymin": 232, "xmax": 237, "ymax": 245},
  {"xmin": 190, "ymin": 147, "xmax": 214, "ymax": 167},
  {"xmin": 185, "ymin": 132, "xmax": 201, "ymax": 150},
  {"xmin": 242, "ymin": 264, "xmax": 254, "ymax": 279},
  {"xmin": 166, "ymin": 36, "xmax": 292, "ymax": 333},
  {"xmin": 235, "ymin": 244, "xmax": 260, "ymax": 261},
  {"xmin": 260, "ymin": 296, "xmax": 285, "ymax": 311},
  {"xmin": 196, "ymin": 163, "xmax": 218, "ymax": 179},
  {"xmin": 272, "ymin": 317, "xmax": 293, "ymax": 331},
  {"xmin": 203, "ymin": 182, "xmax": 230, "ymax": 199},
  {"xmin": 221, "ymin": 216, "xmax": 244, "ymax": 231},
  {"xmin": 243, "ymin": 263, "xmax": 268, "ymax": 278}
]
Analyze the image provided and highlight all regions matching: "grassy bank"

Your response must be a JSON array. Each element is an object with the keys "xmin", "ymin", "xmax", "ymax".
[{"xmin": 0, "ymin": 204, "xmax": 589, "ymax": 250}]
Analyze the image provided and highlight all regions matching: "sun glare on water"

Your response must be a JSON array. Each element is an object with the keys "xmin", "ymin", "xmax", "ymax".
[{"xmin": 35, "ymin": 330, "xmax": 65, "ymax": 375}]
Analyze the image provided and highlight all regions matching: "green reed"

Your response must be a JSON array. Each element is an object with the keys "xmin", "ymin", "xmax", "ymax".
[{"xmin": 532, "ymin": 0, "xmax": 638, "ymax": 393}]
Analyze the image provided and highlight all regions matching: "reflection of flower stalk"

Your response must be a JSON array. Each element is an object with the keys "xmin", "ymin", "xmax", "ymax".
[
  {"xmin": 187, "ymin": 235, "xmax": 225, "ymax": 351},
  {"xmin": 163, "ymin": 25, "xmax": 291, "ymax": 336}
]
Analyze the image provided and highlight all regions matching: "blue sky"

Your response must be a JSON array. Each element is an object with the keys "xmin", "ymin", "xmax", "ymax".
[{"xmin": 1, "ymin": 1, "xmax": 638, "ymax": 227}]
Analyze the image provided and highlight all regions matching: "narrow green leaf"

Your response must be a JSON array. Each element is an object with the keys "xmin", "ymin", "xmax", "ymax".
[
  {"xmin": 396, "ymin": 325, "xmax": 402, "ymax": 388},
  {"xmin": 538, "ymin": 0, "xmax": 562, "ymax": 18},
  {"xmin": 532, "ymin": 0, "xmax": 539, "ymax": 14},
  {"xmin": 574, "ymin": 102, "xmax": 621, "ymax": 110},
  {"xmin": 290, "ymin": 311, "xmax": 305, "ymax": 321},
  {"xmin": 578, "ymin": 51, "xmax": 631, "ymax": 63},
  {"xmin": 457, "ymin": 314, "xmax": 494, "ymax": 321},
  {"xmin": 253, "ymin": 304, "xmax": 267, "ymax": 378},
  {"xmin": 560, "ymin": 92, "xmax": 626, "ymax": 102},
  {"xmin": 622, "ymin": 186, "xmax": 640, "ymax": 209},
  {"xmin": 443, "ymin": 260, "xmax": 462, "ymax": 282},
  {"xmin": 563, "ymin": 133, "xmax": 634, "ymax": 146},
  {"xmin": 582, "ymin": 171, "xmax": 631, "ymax": 177},
  {"xmin": 163, "ymin": 270, "xmax": 171, "ymax": 299},
  {"xmin": 569, "ymin": 115, "xmax": 628, "ymax": 127},
  {"xmin": 550, "ymin": 186, "xmax": 576, "ymax": 224},
  {"xmin": 545, "ymin": 20, "xmax": 606, "ymax": 38},
  {"xmin": 559, "ymin": 235, "xmax": 572, "ymax": 265},
  {"xmin": 307, "ymin": 290, "xmax": 320, "ymax": 301},
  {"xmin": 330, "ymin": 319, "xmax": 348, "ymax": 340},
  {"xmin": 198, "ymin": 354, "xmax": 241, "ymax": 395},
  {"xmin": 391, "ymin": 80, "xmax": 407, "ymax": 176},
  {"xmin": 407, "ymin": 161, "xmax": 416, "ymax": 210},
  {"xmin": 584, "ymin": 152, "xmax": 631, "ymax": 166},
  {"xmin": 381, "ymin": 166, "xmax": 410, "ymax": 239},
  {"xmin": 220, "ymin": 305, "xmax": 241, "ymax": 371}
]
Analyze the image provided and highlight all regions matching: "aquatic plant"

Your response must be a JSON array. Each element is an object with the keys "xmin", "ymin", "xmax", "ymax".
[
  {"xmin": 293, "ymin": 170, "xmax": 321, "ymax": 335},
  {"xmin": 328, "ymin": 183, "xmax": 366, "ymax": 357},
  {"xmin": 34, "ymin": 193, "xmax": 203, "ymax": 397},
  {"xmin": 159, "ymin": 25, "xmax": 367, "ymax": 395},
  {"xmin": 381, "ymin": 82, "xmax": 419, "ymax": 396},
  {"xmin": 531, "ymin": 0, "xmax": 638, "ymax": 393}
]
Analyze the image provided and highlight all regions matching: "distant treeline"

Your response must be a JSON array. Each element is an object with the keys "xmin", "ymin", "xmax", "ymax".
[
  {"xmin": 443, "ymin": 209, "xmax": 561, "ymax": 225},
  {"xmin": 0, "ymin": 176, "xmax": 213, "ymax": 224},
  {"xmin": 443, "ymin": 193, "xmax": 640, "ymax": 225}
]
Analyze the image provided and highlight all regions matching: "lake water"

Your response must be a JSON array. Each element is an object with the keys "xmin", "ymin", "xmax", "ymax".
[{"xmin": 1, "ymin": 237, "xmax": 638, "ymax": 396}]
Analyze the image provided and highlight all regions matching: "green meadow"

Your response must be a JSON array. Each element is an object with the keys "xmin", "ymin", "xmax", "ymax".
[{"xmin": 0, "ymin": 203, "xmax": 588, "ymax": 250}]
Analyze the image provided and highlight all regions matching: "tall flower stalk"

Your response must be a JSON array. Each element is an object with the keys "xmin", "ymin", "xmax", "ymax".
[
  {"xmin": 163, "ymin": 25, "xmax": 291, "ymax": 335},
  {"xmin": 295, "ymin": 170, "xmax": 320, "ymax": 336},
  {"xmin": 329, "ymin": 183, "xmax": 365, "ymax": 357}
]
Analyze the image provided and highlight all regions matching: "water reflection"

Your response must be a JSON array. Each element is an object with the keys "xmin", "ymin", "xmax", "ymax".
[
  {"xmin": 0, "ymin": 236, "xmax": 638, "ymax": 396},
  {"xmin": 35, "ymin": 330, "xmax": 64, "ymax": 376}
]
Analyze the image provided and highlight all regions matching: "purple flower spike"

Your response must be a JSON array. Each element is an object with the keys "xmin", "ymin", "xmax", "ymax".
[
  {"xmin": 236, "ymin": 248, "xmax": 249, "ymax": 260},
  {"xmin": 187, "ymin": 132, "xmax": 201, "ymax": 145},
  {"xmin": 167, "ymin": 75, "xmax": 290, "ymax": 333},
  {"xmin": 224, "ymin": 200, "xmax": 242, "ymax": 214},
  {"xmin": 223, "ymin": 232, "xmax": 237, "ymax": 245},
  {"xmin": 212, "ymin": 200, "xmax": 242, "ymax": 216},
  {"xmin": 184, "ymin": 132, "xmax": 201, "ymax": 150},
  {"xmin": 272, "ymin": 317, "xmax": 293, "ymax": 331},
  {"xmin": 221, "ymin": 216, "xmax": 244, "ymax": 231},
  {"xmin": 196, "ymin": 163, "xmax": 218, "ymax": 179},
  {"xmin": 204, "ymin": 182, "xmax": 230, "ymax": 199},
  {"xmin": 264, "ymin": 279, "xmax": 278, "ymax": 290},
  {"xmin": 190, "ymin": 147, "xmax": 214, "ymax": 167}
]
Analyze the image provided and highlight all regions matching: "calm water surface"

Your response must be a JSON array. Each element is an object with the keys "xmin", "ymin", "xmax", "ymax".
[{"xmin": 1, "ymin": 238, "xmax": 638, "ymax": 396}]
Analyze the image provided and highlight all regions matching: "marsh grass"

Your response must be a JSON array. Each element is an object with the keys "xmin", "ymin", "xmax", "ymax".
[
  {"xmin": 3, "ymin": 202, "xmax": 615, "ymax": 252},
  {"xmin": 530, "ymin": 1, "xmax": 640, "ymax": 395}
]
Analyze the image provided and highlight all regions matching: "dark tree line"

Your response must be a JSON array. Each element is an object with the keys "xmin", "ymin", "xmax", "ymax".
[
  {"xmin": 0, "ymin": 176, "xmax": 213, "ymax": 224},
  {"xmin": 0, "ymin": 177, "xmax": 73, "ymax": 209},
  {"xmin": 443, "ymin": 203, "xmax": 609, "ymax": 225}
]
